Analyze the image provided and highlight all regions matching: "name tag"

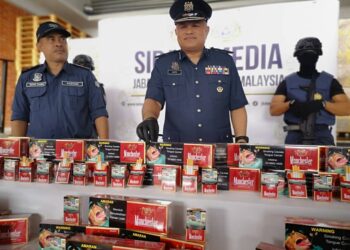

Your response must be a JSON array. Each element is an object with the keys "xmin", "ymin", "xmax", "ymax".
[
  {"xmin": 62, "ymin": 81, "xmax": 83, "ymax": 87},
  {"xmin": 26, "ymin": 82, "xmax": 47, "ymax": 87}
]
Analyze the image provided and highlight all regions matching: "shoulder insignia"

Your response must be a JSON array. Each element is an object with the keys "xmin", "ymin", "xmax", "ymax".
[
  {"xmin": 155, "ymin": 50, "xmax": 179, "ymax": 59},
  {"xmin": 209, "ymin": 47, "xmax": 233, "ymax": 54},
  {"xmin": 21, "ymin": 64, "xmax": 41, "ymax": 73}
]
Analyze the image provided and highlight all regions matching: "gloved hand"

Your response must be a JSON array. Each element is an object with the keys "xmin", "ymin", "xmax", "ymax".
[
  {"xmin": 289, "ymin": 100, "xmax": 323, "ymax": 119},
  {"xmin": 136, "ymin": 117, "xmax": 159, "ymax": 143}
]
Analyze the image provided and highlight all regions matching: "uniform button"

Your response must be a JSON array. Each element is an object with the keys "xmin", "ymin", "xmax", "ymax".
[
  {"xmin": 198, "ymin": 138, "xmax": 203, "ymax": 142},
  {"xmin": 195, "ymin": 80, "xmax": 199, "ymax": 84},
  {"xmin": 198, "ymin": 123, "xmax": 202, "ymax": 127},
  {"xmin": 197, "ymin": 109, "xmax": 201, "ymax": 112},
  {"xmin": 167, "ymin": 137, "xmax": 171, "ymax": 140},
  {"xmin": 196, "ymin": 94, "xmax": 200, "ymax": 98},
  {"xmin": 172, "ymin": 82, "xmax": 176, "ymax": 86},
  {"xmin": 218, "ymin": 80, "xmax": 222, "ymax": 83},
  {"xmin": 195, "ymin": 67, "xmax": 198, "ymax": 70}
]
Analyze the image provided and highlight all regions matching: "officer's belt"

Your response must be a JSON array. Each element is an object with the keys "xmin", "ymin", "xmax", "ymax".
[{"xmin": 283, "ymin": 124, "xmax": 330, "ymax": 132}]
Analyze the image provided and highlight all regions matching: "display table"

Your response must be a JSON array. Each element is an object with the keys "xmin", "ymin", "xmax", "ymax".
[{"xmin": 0, "ymin": 181, "xmax": 349, "ymax": 250}]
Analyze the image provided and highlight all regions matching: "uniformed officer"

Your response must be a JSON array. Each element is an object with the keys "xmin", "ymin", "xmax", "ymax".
[
  {"xmin": 136, "ymin": 0, "xmax": 248, "ymax": 143},
  {"xmin": 11, "ymin": 21, "xmax": 109, "ymax": 139},
  {"xmin": 270, "ymin": 37, "xmax": 350, "ymax": 145}
]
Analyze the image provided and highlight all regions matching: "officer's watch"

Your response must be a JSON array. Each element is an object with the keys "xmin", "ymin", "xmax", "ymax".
[
  {"xmin": 235, "ymin": 136, "xmax": 249, "ymax": 143},
  {"xmin": 289, "ymin": 99, "xmax": 295, "ymax": 107}
]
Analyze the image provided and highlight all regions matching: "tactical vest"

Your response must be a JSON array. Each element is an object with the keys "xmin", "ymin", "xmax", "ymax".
[{"xmin": 284, "ymin": 71, "xmax": 335, "ymax": 125}]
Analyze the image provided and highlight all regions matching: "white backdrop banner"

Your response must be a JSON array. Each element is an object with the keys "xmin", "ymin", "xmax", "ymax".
[{"xmin": 97, "ymin": 0, "xmax": 339, "ymax": 143}]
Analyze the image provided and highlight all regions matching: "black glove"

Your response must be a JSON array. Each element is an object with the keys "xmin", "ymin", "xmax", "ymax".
[
  {"xmin": 136, "ymin": 117, "xmax": 159, "ymax": 143},
  {"xmin": 289, "ymin": 100, "xmax": 323, "ymax": 119}
]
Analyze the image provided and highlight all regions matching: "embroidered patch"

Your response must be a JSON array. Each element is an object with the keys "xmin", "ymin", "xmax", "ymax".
[
  {"xmin": 62, "ymin": 81, "xmax": 83, "ymax": 87},
  {"xmin": 26, "ymin": 82, "xmax": 46, "ymax": 87},
  {"xmin": 168, "ymin": 61, "xmax": 182, "ymax": 75},
  {"xmin": 33, "ymin": 73, "xmax": 43, "ymax": 82}
]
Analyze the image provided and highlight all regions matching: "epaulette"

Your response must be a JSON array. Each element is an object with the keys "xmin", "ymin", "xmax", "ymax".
[
  {"xmin": 155, "ymin": 50, "xmax": 180, "ymax": 59},
  {"xmin": 209, "ymin": 47, "xmax": 234, "ymax": 54},
  {"xmin": 21, "ymin": 64, "xmax": 41, "ymax": 73},
  {"xmin": 71, "ymin": 63, "xmax": 91, "ymax": 71}
]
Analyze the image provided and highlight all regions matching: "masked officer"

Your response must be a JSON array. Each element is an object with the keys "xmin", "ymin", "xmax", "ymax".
[
  {"xmin": 270, "ymin": 37, "xmax": 350, "ymax": 145},
  {"xmin": 11, "ymin": 21, "xmax": 109, "ymax": 139},
  {"xmin": 136, "ymin": 0, "xmax": 248, "ymax": 143}
]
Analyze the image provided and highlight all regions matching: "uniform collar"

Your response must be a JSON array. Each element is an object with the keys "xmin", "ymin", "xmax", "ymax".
[
  {"xmin": 178, "ymin": 48, "xmax": 209, "ymax": 61},
  {"xmin": 42, "ymin": 61, "xmax": 71, "ymax": 75}
]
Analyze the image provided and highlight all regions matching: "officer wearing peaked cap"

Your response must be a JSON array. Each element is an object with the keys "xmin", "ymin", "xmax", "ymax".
[
  {"xmin": 11, "ymin": 21, "xmax": 109, "ymax": 139},
  {"xmin": 270, "ymin": 37, "xmax": 350, "ymax": 145},
  {"xmin": 137, "ymin": 0, "xmax": 249, "ymax": 144}
]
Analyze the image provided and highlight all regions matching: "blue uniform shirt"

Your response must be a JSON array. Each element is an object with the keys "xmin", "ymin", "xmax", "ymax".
[
  {"xmin": 11, "ymin": 62, "xmax": 108, "ymax": 139},
  {"xmin": 146, "ymin": 48, "xmax": 248, "ymax": 143}
]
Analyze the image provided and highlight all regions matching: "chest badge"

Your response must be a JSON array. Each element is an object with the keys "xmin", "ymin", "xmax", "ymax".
[
  {"xmin": 314, "ymin": 92, "xmax": 323, "ymax": 100},
  {"xmin": 33, "ymin": 73, "xmax": 42, "ymax": 82},
  {"xmin": 217, "ymin": 86, "xmax": 224, "ymax": 93},
  {"xmin": 205, "ymin": 65, "xmax": 230, "ymax": 75},
  {"xmin": 168, "ymin": 61, "xmax": 182, "ymax": 75}
]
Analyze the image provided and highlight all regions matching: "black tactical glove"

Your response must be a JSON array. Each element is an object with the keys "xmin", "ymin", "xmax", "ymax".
[
  {"xmin": 289, "ymin": 100, "xmax": 323, "ymax": 119},
  {"xmin": 136, "ymin": 117, "xmax": 159, "ymax": 143}
]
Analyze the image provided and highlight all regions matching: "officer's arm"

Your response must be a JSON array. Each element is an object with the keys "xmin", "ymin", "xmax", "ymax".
[
  {"xmin": 270, "ymin": 95, "xmax": 291, "ymax": 116},
  {"xmin": 230, "ymin": 107, "xmax": 247, "ymax": 139},
  {"xmin": 95, "ymin": 116, "xmax": 109, "ymax": 139},
  {"xmin": 11, "ymin": 120, "xmax": 28, "ymax": 136},
  {"xmin": 325, "ymin": 94, "xmax": 350, "ymax": 116},
  {"xmin": 142, "ymin": 98, "xmax": 161, "ymax": 120}
]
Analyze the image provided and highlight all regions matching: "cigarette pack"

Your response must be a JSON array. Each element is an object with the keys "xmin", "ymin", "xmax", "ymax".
[
  {"xmin": 340, "ymin": 175, "xmax": 350, "ymax": 202},
  {"xmin": 284, "ymin": 145, "xmax": 319, "ymax": 171},
  {"xmin": 55, "ymin": 139, "xmax": 85, "ymax": 161},
  {"xmin": 111, "ymin": 164, "xmax": 127, "ymax": 188},
  {"xmin": 64, "ymin": 196, "xmax": 80, "ymax": 225},
  {"xmin": 201, "ymin": 168, "xmax": 218, "ymax": 194},
  {"xmin": 29, "ymin": 139, "xmax": 56, "ymax": 160},
  {"xmin": 39, "ymin": 221, "xmax": 86, "ymax": 249},
  {"xmin": 313, "ymin": 174, "xmax": 333, "ymax": 202},
  {"xmin": 18, "ymin": 157, "xmax": 35, "ymax": 182},
  {"xmin": 3, "ymin": 159, "xmax": 19, "ymax": 181},
  {"xmin": 285, "ymin": 217, "xmax": 350, "ymax": 250},
  {"xmin": 147, "ymin": 142, "xmax": 184, "ymax": 165},
  {"xmin": 239, "ymin": 144, "xmax": 285, "ymax": 171},
  {"xmin": 67, "ymin": 234, "xmax": 166, "ymax": 250},
  {"xmin": 325, "ymin": 146, "xmax": 350, "ymax": 175},
  {"xmin": 214, "ymin": 143, "xmax": 239, "ymax": 166},
  {"xmin": 0, "ymin": 214, "xmax": 32, "ymax": 245},
  {"xmin": 261, "ymin": 172, "xmax": 279, "ymax": 199},
  {"xmin": 73, "ymin": 162, "xmax": 88, "ymax": 185},
  {"xmin": 183, "ymin": 144, "xmax": 213, "ymax": 168},
  {"xmin": 186, "ymin": 208, "xmax": 206, "ymax": 242},
  {"xmin": 86, "ymin": 139, "xmax": 120, "ymax": 162},
  {"xmin": 287, "ymin": 170, "xmax": 307, "ymax": 199},
  {"xmin": 120, "ymin": 142, "xmax": 145, "ymax": 163},
  {"xmin": 36, "ymin": 160, "xmax": 53, "ymax": 183},
  {"xmin": 0, "ymin": 137, "xmax": 29, "ymax": 158},
  {"xmin": 89, "ymin": 195, "xmax": 172, "ymax": 235},
  {"xmin": 229, "ymin": 167, "xmax": 260, "ymax": 191}
]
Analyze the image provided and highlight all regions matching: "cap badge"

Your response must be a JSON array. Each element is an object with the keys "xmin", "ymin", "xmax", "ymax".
[
  {"xmin": 48, "ymin": 23, "xmax": 59, "ymax": 28},
  {"xmin": 184, "ymin": 2, "xmax": 194, "ymax": 12},
  {"xmin": 33, "ymin": 73, "xmax": 42, "ymax": 82}
]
